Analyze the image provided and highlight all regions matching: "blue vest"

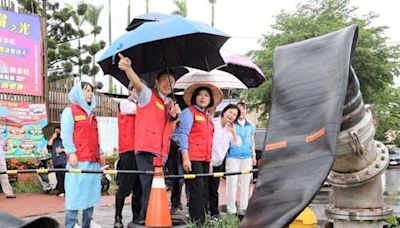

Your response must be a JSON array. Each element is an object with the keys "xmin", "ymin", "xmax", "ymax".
[{"xmin": 227, "ymin": 120, "xmax": 255, "ymax": 159}]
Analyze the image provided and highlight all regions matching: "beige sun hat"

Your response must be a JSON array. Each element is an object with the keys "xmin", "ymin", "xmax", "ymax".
[{"xmin": 183, "ymin": 82, "xmax": 223, "ymax": 110}]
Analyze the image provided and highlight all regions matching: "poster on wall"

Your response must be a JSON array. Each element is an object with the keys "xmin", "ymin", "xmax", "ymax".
[
  {"xmin": 0, "ymin": 101, "xmax": 48, "ymax": 158},
  {"xmin": 0, "ymin": 9, "xmax": 43, "ymax": 96},
  {"xmin": 97, "ymin": 116, "xmax": 118, "ymax": 156}
]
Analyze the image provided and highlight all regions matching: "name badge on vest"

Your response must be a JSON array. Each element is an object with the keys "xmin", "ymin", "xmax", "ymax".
[
  {"xmin": 156, "ymin": 101, "xmax": 164, "ymax": 110},
  {"xmin": 74, "ymin": 115, "xmax": 86, "ymax": 121},
  {"xmin": 195, "ymin": 115, "xmax": 205, "ymax": 121}
]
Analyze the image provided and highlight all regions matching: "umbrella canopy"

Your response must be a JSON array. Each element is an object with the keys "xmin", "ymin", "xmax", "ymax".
[
  {"xmin": 175, "ymin": 69, "xmax": 247, "ymax": 90},
  {"xmin": 0, "ymin": 107, "xmax": 23, "ymax": 128},
  {"xmin": 219, "ymin": 54, "xmax": 265, "ymax": 88},
  {"xmin": 126, "ymin": 12, "xmax": 171, "ymax": 31},
  {"xmin": 98, "ymin": 13, "xmax": 229, "ymax": 86},
  {"xmin": 117, "ymin": 66, "xmax": 189, "ymax": 89},
  {"xmin": 42, "ymin": 122, "xmax": 60, "ymax": 140}
]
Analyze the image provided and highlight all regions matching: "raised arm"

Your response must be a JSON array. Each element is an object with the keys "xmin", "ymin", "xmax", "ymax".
[{"xmin": 118, "ymin": 53, "xmax": 143, "ymax": 95}]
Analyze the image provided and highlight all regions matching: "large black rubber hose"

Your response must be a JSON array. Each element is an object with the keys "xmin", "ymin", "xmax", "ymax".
[{"xmin": 241, "ymin": 25, "xmax": 359, "ymax": 228}]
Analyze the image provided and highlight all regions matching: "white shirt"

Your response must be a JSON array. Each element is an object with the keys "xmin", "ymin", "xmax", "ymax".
[
  {"xmin": 119, "ymin": 98, "xmax": 137, "ymax": 115},
  {"xmin": 211, "ymin": 118, "xmax": 242, "ymax": 167}
]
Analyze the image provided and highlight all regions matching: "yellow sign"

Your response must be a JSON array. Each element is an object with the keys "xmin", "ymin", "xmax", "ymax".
[
  {"xmin": 74, "ymin": 115, "xmax": 86, "ymax": 121},
  {"xmin": 156, "ymin": 101, "xmax": 164, "ymax": 110},
  {"xmin": 195, "ymin": 115, "xmax": 205, "ymax": 121}
]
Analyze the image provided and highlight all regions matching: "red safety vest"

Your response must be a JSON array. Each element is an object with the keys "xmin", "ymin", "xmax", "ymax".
[
  {"xmin": 135, "ymin": 92, "xmax": 172, "ymax": 158},
  {"xmin": 188, "ymin": 106, "xmax": 213, "ymax": 162},
  {"xmin": 117, "ymin": 108, "xmax": 136, "ymax": 154},
  {"xmin": 70, "ymin": 104, "xmax": 100, "ymax": 162}
]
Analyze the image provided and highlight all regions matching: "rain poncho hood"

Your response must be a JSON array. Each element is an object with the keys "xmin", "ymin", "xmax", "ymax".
[{"xmin": 69, "ymin": 82, "xmax": 96, "ymax": 115}]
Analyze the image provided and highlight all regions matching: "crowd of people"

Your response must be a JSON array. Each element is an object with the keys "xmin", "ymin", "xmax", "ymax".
[
  {"xmin": 0, "ymin": 53, "xmax": 258, "ymax": 228},
  {"xmin": 111, "ymin": 53, "xmax": 257, "ymax": 227}
]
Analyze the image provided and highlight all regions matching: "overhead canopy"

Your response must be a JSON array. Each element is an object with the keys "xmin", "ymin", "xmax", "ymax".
[{"xmin": 175, "ymin": 69, "xmax": 248, "ymax": 90}]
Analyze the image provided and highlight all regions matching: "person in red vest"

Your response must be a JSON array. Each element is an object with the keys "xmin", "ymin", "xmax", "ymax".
[
  {"xmin": 114, "ymin": 83, "xmax": 142, "ymax": 228},
  {"xmin": 61, "ymin": 81, "xmax": 104, "ymax": 228},
  {"xmin": 117, "ymin": 53, "xmax": 181, "ymax": 221},
  {"xmin": 172, "ymin": 82, "xmax": 223, "ymax": 225}
]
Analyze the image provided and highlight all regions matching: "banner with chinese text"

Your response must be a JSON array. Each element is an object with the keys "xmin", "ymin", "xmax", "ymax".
[
  {"xmin": 0, "ymin": 101, "xmax": 48, "ymax": 158},
  {"xmin": 0, "ymin": 9, "xmax": 43, "ymax": 96}
]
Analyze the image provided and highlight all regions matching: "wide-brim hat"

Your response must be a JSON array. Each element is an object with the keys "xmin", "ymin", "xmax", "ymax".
[{"xmin": 183, "ymin": 82, "xmax": 223, "ymax": 110}]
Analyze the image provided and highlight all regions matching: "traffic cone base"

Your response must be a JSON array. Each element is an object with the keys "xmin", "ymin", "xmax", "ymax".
[{"xmin": 145, "ymin": 157, "xmax": 172, "ymax": 227}]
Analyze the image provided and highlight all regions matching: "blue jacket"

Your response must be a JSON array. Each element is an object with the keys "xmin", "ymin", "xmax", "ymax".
[
  {"xmin": 227, "ymin": 120, "xmax": 255, "ymax": 159},
  {"xmin": 61, "ymin": 82, "xmax": 101, "ymax": 210}
]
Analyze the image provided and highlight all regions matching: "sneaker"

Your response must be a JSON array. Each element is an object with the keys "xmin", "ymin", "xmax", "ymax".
[
  {"xmin": 5, "ymin": 195, "xmax": 16, "ymax": 198},
  {"xmin": 237, "ymin": 211, "xmax": 246, "ymax": 221},
  {"xmin": 114, "ymin": 217, "xmax": 123, "ymax": 228},
  {"xmin": 252, "ymin": 178, "xmax": 258, "ymax": 184},
  {"xmin": 73, "ymin": 223, "xmax": 81, "ymax": 228},
  {"xmin": 170, "ymin": 206, "xmax": 181, "ymax": 215},
  {"xmin": 210, "ymin": 215, "xmax": 220, "ymax": 223},
  {"xmin": 58, "ymin": 193, "xmax": 65, "ymax": 197}
]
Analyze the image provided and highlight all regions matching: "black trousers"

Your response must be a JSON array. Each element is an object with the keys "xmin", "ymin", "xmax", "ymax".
[
  {"xmin": 185, "ymin": 161, "xmax": 209, "ymax": 225},
  {"xmin": 135, "ymin": 152, "xmax": 156, "ymax": 221},
  {"xmin": 253, "ymin": 150, "xmax": 262, "ymax": 179},
  {"xmin": 167, "ymin": 141, "xmax": 184, "ymax": 208},
  {"xmin": 54, "ymin": 164, "xmax": 66, "ymax": 193},
  {"xmin": 208, "ymin": 163, "xmax": 224, "ymax": 216},
  {"xmin": 115, "ymin": 152, "xmax": 142, "ymax": 214}
]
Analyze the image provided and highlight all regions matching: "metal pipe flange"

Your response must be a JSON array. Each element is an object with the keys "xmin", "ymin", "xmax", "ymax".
[{"xmin": 327, "ymin": 141, "xmax": 389, "ymax": 188}]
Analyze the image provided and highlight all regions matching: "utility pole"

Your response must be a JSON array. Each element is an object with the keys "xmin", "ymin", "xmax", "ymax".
[
  {"xmin": 146, "ymin": 0, "xmax": 149, "ymax": 13},
  {"xmin": 108, "ymin": 0, "xmax": 113, "ymax": 93},
  {"xmin": 209, "ymin": 0, "xmax": 216, "ymax": 26},
  {"xmin": 127, "ymin": 0, "xmax": 131, "ymax": 26},
  {"xmin": 108, "ymin": 0, "xmax": 112, "ymax": 45}
]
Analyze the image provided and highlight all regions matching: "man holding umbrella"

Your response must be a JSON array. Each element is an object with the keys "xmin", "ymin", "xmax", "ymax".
[{"xmin": 118, "ymin": 53, "xmax": 181, "ymax": 221}]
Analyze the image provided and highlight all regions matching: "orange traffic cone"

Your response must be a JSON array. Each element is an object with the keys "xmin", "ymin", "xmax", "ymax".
[{"xmin": 145, "ymin": 157, "xmax": 172, "ymax": 227}]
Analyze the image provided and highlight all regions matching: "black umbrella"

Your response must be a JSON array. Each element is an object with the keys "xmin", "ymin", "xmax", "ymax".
[
  {"xmin": 125, "ymin": 12, "xmax": 170, "ymax": 31},
  {"xmin": 219, "ymin": 54, "xmax": 265, "ymax": 88},
  {"xmin": 116, "ymin": 66, "xmax": 189, "ymax": 89},
  {"xmin": 97, "ymin": 13, "xmax": 230, "ymax": 86}
]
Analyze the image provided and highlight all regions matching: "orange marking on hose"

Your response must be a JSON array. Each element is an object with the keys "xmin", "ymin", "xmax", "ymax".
[
  {"xmin": 265, "ymin": 141, "xmax": 287, "ymax": 151},
  {"xmin": 305, "ymin": 128, "xmax": 326, "ymax": 143}
]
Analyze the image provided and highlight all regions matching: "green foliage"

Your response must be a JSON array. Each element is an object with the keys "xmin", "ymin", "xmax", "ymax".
[
  {"xmin": 96, "ymin": 81, "xmax": 104, "ymax": 90},
  {"xmin": 17, "ymin": 0, "xmax": 105, "ymax": 83},
  {"xmin": 172, "ymin": 0, "xmax": 187, "ymax": 17},
  {"xmin": 395, "ymin": 132, "xmax": 400, "ymax": 147},
  {"xmin": 13, "ymin": 178, "xmax": 42, "ymax": 193},
  {"xmin": 186, "ymin": 214, "xmax": 240, "ymax": 228},
  {"xmin": 215, "ymin": 215, "xmax": 240, "ymax": 228},
  {"xmin": 386, "ymin": 214, "xmax": 400, "ymax": 228},
  {"xmin": 246, "ymin": 0, "xmax": 400, "ymax": 131},
  {"xmin": 373, "ymin": 87, "xmax": 400, "ymax": 140}
]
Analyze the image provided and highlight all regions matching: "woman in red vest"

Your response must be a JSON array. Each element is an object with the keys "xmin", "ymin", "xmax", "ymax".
[
  {"xmin": 61, "ymin": 81, "xmax": 104, "ymax": 228},
  {"xmin": 172, "ymin": 82, "xmax": 223, "ymax": 225},
  {"xmin": 117, "ymin": 53, "xmax": 181, "ymax": 221},
  {"xmin": 114, "ymin": 83, "xmax": 142, "ymax": 228}
]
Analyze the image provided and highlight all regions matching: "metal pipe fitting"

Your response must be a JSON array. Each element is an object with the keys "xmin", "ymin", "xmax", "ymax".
[{"xmin": 326, "ymin": 68, "xmax": 392, "ymax": 227}]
